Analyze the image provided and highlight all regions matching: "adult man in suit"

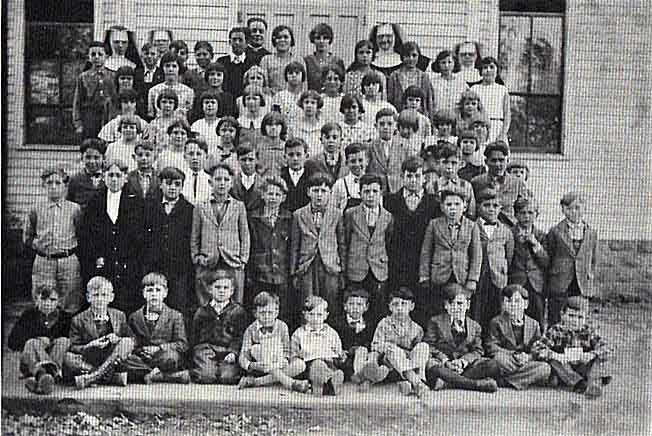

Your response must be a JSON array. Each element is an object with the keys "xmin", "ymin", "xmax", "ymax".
[
  {"xmin": 246, "ymin": 17, "xmax": 271, "ymax": 66},
  {"xmin": 216, "ymin": 27, "xmax": 256, "ymax": 98},
  {"xmin": 471, "ymin": 142, "xmax": 529, "ymax": 227},
  {"xmin": 342, "ymin": 174, "xmax": 393, "ymax": 322}
]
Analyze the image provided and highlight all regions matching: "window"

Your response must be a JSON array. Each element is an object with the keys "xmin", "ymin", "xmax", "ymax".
[
  {"xmin": 24, "ymin": 1, "xmax": 94, "ymax": 145},
  {"xmin": 499, "ymin": 0, "xmax": 565, "ymax": 153}
]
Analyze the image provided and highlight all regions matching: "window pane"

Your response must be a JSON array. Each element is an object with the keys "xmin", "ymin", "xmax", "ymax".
[
  {"xmin": 29, "ymin": 60, "xmax": 60, "ymax": 105},
  {"xmin": 26, "ymin": 107, "xmax": 61, "ymax": 144},
  {"xmin": 60, "ymin": 25, "xmax": 93, "ymax": 60},
  {"xmin": 527, "ymin": 96, "xmax": 561, "ymax": 152},
  {"xmin": 61, "ymin": 109, "xmax": 79, "ymax": 144},
  {"xmin": 508, "ymin": 95, "xmax": 528, "ymax": 149},
  {"xmin": 61, "ymin": 60, "xmax": 86, "ymax": 106},
  {"xmin": 499, "ymin": 16, "xmax": 530, "ymax": 94},
  {"xmin": 531, "ymin": 17, "xmax": 563, "ymax": 95}
]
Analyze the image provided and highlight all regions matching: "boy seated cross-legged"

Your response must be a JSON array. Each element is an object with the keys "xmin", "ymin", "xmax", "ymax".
[
  {"xmin": 191, "ymin": 269, "xmax": 250, "ymax": 385},
  {"xmin": 485, "ymin": 285, "xmax": 551, "ymax": 390},
  {"xmin": 64, "ymin": 277, "xmax": 135, "ymax": 389},
  {"xmin": 8, "ymin": 283, "xmax": 72, "ymax": 395},
  {"xmin": 532, "ymin": 296, "xmax": 611, "ymax": 399},
  {"xmin": 361, "ymin": 287, "xmax": 430, "ymax": 399},
  {"xmin": 237, "ymin": 292, "xmax": 310, "ymax": 393},
  {"xmin": 424, "ymin": 283, "xmax": 500, "ymax": 393},
  {"xmin": 122, "ymin": 273, "xmax": 190, "ymax": 384}
]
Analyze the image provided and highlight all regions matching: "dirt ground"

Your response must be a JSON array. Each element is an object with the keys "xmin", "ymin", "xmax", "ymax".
[{"xmin": 2, "ymin": 302, "xmax": 651, "ymax": 436}]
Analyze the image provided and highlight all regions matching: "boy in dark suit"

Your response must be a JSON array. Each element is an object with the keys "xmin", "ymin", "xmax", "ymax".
[
  {"xmin": 8, "ymin": 283, "xmax": 72, "ymax": 395},
  {"xmin": 305, "ymin": 123, "xmax": 348, "ymax": 182},
  {"xmin": 509, "ymin": 197, "xmax": 549, "ymax": 329},
  {"xmin": 230, "ymin": 144, "xmax": 265, "ymax": 211},
  {"xmin": 545, "ymin": 192, "xmax": 598, "ymax": 325},
  {"xmin": 472, "ymin": 188, "xmax": 514, "ymax": 330},
  {"xmin": 485, "ymin": 285, "xmax": 550, "ymax": 390},
  {"xmin": 384, "ymin": 156, "xmax": 440, "ymax": 326},
  {"xmin": 424, "ymin": 283, "xmax": 500, "ymax": 392},
  {"xmin": 216, "ymin": 27, "xmax": 256, "ymax": 98},
  {"xmin": 80, "ymin": 159, "xmax": 145, "ymax": 314},
  {"xmin": 289, "ymin": 172, "xmax": 346, "ymax": 318},
  {"xmin": 122, "ymin": 273, "xmax": 189, "ymax": 384},
  {"xmin": 144, "ymin": 167, "xmax": 195, "ymax": 319},
  {"xmin": 419, "ymin": 188, "xmax": 482, "ymax": 319},
  {"xmin": 67, "ymin": 138, "xmax": 106, "ymax": 209},
  {"xmin": 366, "ymin": 108, "xmax": 409, "ymax": 194},
  {"xmin": 64, "ymin": 277, "xmax": 135, "ymax": 389},
  {"xmin": 280, "ymin": 138, "xmax": 311, "ymax": 212},
  {"xmin": 126, "ymin": 141, "xmax": 159, "ymax": 200},
  {"xmin": 532, "ymin": 296, "xmax": 611, "ymax": 398},
  {"xmin": 342, "ymin": 173, "xmax": 393, "ymax": 322},
  {"xmin": 191, "ymin": 270, "xmax": 250, "ymax": 384},
  {"xmin": 331, "ymin": 288, "xmax": 375, "ymax": 388}
]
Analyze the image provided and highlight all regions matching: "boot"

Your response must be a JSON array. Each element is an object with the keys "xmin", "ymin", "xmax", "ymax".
[
  {"xmin": 429, "ymin": 367, "xmax": 497, "ymax": 392},
  {"xmin": 163, "ymin": 370, "xmax": 191, "ymax": 384},
  {"xmin": 325, "ymin": 370, "xmax": 344, "ymax": 396},
  {"xmin": 144, "ymin": 368, "xmax": 164, "ymax": 385},
  {"xmin": 75, "ymin": 355, "xmax": 121, "ymax": 389}
]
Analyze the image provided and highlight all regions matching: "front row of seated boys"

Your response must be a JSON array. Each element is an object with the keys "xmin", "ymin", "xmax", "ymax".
[{"xmin": 9, "ymin": 267, "xmax": 611, "ymax": 400}]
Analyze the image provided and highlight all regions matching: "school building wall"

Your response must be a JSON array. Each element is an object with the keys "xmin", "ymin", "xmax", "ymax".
[{"xmin": 3, "ymin": 0, "xmax": 651, "ymax": 299}]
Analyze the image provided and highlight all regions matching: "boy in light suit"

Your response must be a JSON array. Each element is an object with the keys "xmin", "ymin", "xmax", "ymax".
[
  {"xmin": 366, "ymin": 108, "xmax": 409, "ymax": 194},
  {"xmin": 544, "ymin": 192, "xmax": 598, "ymax": 325},
  {"xmin": 342, "ymin": 173, "xmax": 393, "ymax": 322},
  {"xmin": 472, "ymin": 188, "xmax": 514, "ymax": 330},
  {"xmin": 485, "ymin": 285, "xmax": 550, "ymax": 390},
  {"xmin": 191, "ymin": 163, "xmax": 250, "ymax": 305},
  {"xmin": 419, "ymin": 188, "xmax": 482, "ymax": 318},
  {"xmin": 289, "ymin": 172, "xmax": 345, "ymax": 318}
]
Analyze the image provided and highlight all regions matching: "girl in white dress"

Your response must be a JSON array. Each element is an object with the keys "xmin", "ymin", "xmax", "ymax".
[
  {"xmin": 471, "ymin": 57, "xmax": 511, "ymax": 143},
  {"xmin": 429, "ymin": 50, "xmax": 469, "ymax": 114}
]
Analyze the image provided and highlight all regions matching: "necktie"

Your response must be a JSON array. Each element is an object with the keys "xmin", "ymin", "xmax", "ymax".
[
  {"xmin": 250, "ymin": 121, "xmax": 255, "ymax": 130},
  {"xmin": 141, "ymin": 173, "xmax": 151, "ymax": 196},
  {"xmin": 449, "ymin": 224, "xmax": 460, "ymax": 241},
  {"xmin": 163, "ymin": 202, "xmax": 174, "ymax": 214},
  {"xmin": 313, "ymin": 211, "xmax": 323, "ymax": 229},
  {"xmin": 193, "ymin": 172, "xmax": 198, "ymax": 200}
]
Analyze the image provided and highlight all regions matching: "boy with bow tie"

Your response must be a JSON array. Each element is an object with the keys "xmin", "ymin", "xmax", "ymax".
[
  {"xmin": 472, "ymin": 188, "xmax": 514, "ymax": 330},
  {"xmin": 237, "ymin": 292, "xmax": 309, "ymax": 392},
  {"xmin": 332, "ymin": 288, "xmax": 375, "ymax": 389},
  {"xmin": 331, "ymin": 143, "xmax": 368, "ymax": 211},
  {"xmin": 122, "ymin": 273, "xmax": 189, "ymax": 384},
  {"xmin": 67, "ymin": 139, "xmax": 107, "ymax": 210}
]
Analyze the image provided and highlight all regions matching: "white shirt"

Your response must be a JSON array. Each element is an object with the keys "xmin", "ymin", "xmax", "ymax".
[
  {"xmin": 241, "ymin": 173, "xmax": 256, "ymax": 191},
  {"xmin": 363, "ymin": 204, "xmax": 380, "ymax": 227},
  {"xmin": 478, "ymin": 217, "xmax": 498, "ymax": 239},
  {"xmin": 288, "ymin": 168, "xmax": 304, "ymax": 186},
  {"xmin": 106, "ymin": 190, "xmax": 122, "ymax": 223},
  {"xmin": 191, "ymin": 118, "xmax": 221, "ymax": 156},
  {"xmin": 182, "ymin": 169, "xmax": 212, "ymax": 206},
  {"xmin": 230, "ymin": 52, "xmax": 246, "ymax": 64}
]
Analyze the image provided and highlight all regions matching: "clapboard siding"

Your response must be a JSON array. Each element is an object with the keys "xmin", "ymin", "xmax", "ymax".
[
  {"xmin": 134, "ymin": 0, "xmax": 234, "ymax": 62},
  {"xmin": 5, "ymin": 0, "xmax": 25, "ymax": 150}
]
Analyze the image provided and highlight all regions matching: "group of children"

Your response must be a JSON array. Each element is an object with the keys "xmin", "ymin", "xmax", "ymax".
[{"xmin": 11, "ymin": 21, "xmax": 611, "ymax": 400}]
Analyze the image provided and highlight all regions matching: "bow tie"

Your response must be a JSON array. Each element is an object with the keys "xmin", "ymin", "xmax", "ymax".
[
  {"xmin": 483, "ymin": 222, "xmax": 497, "ymax": 227},
  {"xmin": 451, "ymin": 319, "xmax": 465, "ymax": 333},
  {"xmin": 260, "ymin": 326, "xmax": 274, "ymax": 334}
]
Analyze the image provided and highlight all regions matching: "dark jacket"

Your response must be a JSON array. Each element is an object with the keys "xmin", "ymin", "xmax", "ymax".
[
  {"xmin": 247, "ymin": 207, "xmax": 292, "ymax": 284},
  {"xmin": 8, "ymin": 308, "xmax": 72, "ymax": 352},
  {"xmin": 279, "ymin": 167, "xmax": 310, "ymax": 213},
  {"xmin": 128, "ymin": 304, "xmax": 188, "ymax": 354},
  {"xmin": 331, "ymin": 313, "xmax": 374, "ymax": 352},
  {"xmin": 191, "ymin": 301, "xmax": 250, "ymax": 354}
]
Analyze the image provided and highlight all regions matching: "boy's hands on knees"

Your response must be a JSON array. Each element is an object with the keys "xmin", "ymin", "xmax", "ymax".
[
  {"xmin": 446, "ymin": 359, "xmax": 466, "ymax": 373},
  {"xmin": 105, "ymin": 333, "xmax": 120, "ymax": 345},
  {"xmin": 76, "ymin": 126, "xmax": 83, "ymax": 135},
  {"xmin": 95, "ymin": 257, "xmax": 105, "ymax": 269},
  {"xmin": 336, "ymin": 350, "xmax": 348, "ymax": 363},
  {"xmin": 250, "ymin": 362, "xmax": 272, "ymax": 373},
  {"xmin": 195, "ymin": 255, "xmax": 208, "ymax": 267},
  {"xmin": 224, "ymin": 353, "xmax": 237, "ymax": 364},
  {"xmin": 85, "ymin": 337, "xmax": 110, "ymax": 350},
  {"xmin": 514, "ymin": 352, "xmax": 530, "ymax": 365},
  {"xmin": 464, "ymin": 280, "xmax": 477, "ymax": 292}
]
